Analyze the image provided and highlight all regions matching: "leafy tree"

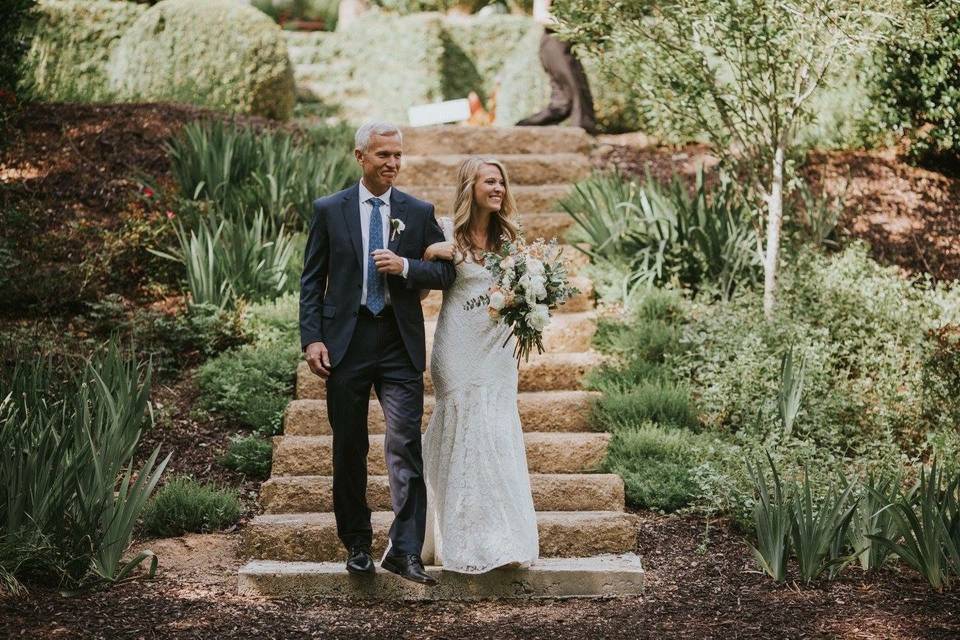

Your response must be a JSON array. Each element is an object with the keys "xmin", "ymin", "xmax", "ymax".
[{"xmin": 553, "ymin": 0, "xmax": 904, "ymax": 317}]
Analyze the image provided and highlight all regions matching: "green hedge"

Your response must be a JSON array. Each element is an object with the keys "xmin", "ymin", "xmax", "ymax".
[
  {"xmin": 22, "ymin": 0, "xmax": 296, "ymax": 119},
  {"xmin": 22, "ymin": 0, "xmax": 147, "ymax": 101},
  {"xmin": 288, "ymin": 12, "xmax": 642, "ymax": 130},
  {"xmin": 108, "ymin": 0, "xmax": 296, "ymax": 119}
]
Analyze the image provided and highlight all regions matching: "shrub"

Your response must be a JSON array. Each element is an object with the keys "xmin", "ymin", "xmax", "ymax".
[
  {"xmin": 197, "ymin": 340, "xmax": 299, "ymax": 435},
  {"xmin": 80, "ymin": 297, "xmax": 249, "ymax": 378},
  {"xmin": 140, "ymin": 476, "xmax": 241, "ymax": 537},
  {"xmin": 20, "ymin": 0, "xmax": 146, "ymax": 103},
  {"xmin": 218, "ymin": 435, "xmax": 273, "ymax": 479},
  {"xmin": 0, "ymin": 340, "xmax": 169, "ymax": 591},
  {"xmin": 868, "ymin": 2, "xmax": 960, "ymax": 168},
  {"xmin": 107, "ymin": 0, "xmax": 296, "ymax": 119},
  {"xmin": 604, "ymin": 422, "xmax": 708, "ymax": 512},
  {"xmin": 593, "ymin": 382, "xmax": 698, "ymax": 431},
  {"xmin": 668, "ymin": 244, "xmax": 960, "ymax": 452},
  {"xmin": 244, "ymin": 292, "xmax": 299, "ymax": 344}
]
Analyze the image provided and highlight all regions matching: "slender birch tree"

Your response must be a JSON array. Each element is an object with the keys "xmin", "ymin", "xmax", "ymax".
[{"xmin": 553, "ymin": 0, "xmax": 902, "ymax": 318}]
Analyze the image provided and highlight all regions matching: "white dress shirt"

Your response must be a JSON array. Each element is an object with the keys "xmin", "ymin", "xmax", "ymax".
[{"xmin": 358, "ymin": 180, "xmax": 409, "ymax": 307}]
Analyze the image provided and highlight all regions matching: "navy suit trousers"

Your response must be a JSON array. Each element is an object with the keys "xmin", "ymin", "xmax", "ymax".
[{"xmin": 325, "ymin": 307, "xmax": 426, "ymax": 556}]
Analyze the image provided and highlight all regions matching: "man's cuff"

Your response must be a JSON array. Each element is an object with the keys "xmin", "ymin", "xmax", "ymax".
[{"xmin": 401, "ymin": 257, "xmax": 409, "ymax": 278}]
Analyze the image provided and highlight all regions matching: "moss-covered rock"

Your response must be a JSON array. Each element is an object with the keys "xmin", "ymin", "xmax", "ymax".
[
  {"xmin": 107, "ymin": 0, "xmax": 296, "ymax": 120},
  {"xmin": 22, "ymin": 0, "xmax": 147, "ymax": 101}
]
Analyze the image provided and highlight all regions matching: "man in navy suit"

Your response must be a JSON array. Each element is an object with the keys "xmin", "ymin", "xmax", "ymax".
[{"xmin": 300, "ymin": 122, "xmax": 455, "ymax": 585}]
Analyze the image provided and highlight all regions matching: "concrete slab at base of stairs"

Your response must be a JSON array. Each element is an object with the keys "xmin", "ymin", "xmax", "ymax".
[{"xmin": 238, "ymin": 554, "xmax": 644, "ymax": 600}]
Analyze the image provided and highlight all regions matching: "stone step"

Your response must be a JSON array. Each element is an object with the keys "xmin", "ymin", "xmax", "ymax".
[
  {"xmin": 397, "ymin": 154, "xmax": 591, "ymax": 187},
  {"xmin": 271, "ymin": 432, "xmax": 610, "ymax": 476},
  {"xmin": 261, "ymin": 473, "xmax": 624, "ymax": 513},
  {"xmin": 284, "ymin": 390, "xmax": 600, "ymax": 436},
  {"xmin": 239, "ymin": 511, "xmax": 638, "ymax": 562},
  {"xmin": 408, "ymin": 184, "xmax": 570, "ymax": 215},
  {"xmin": 401, "ymin": 126, "xmax": 593, "ymax": 156},
  {"xmin": 426, "ymin": 311, "xmax": 595, "ymax": 354},
  {"xmin": 296, "ymin": 351, "xmax": 603, "ymax": 400},
  {"xmin": 421, "ymin": 274, "xmax": 594, "ymax": 318},
  {"xmin": 238, "ymin": 554, "xmax": 644, "ymax": 599}
]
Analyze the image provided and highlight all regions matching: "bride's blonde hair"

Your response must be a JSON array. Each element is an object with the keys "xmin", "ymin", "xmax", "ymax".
[{"xmin": 451, "ymin": 157, "xmax": 520, "ymax": 262}]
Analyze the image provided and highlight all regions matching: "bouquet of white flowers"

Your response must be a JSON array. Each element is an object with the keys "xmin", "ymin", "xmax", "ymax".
[{"xmin": 465, "ymin": 236, "xmax": 580, "ymax": 364}]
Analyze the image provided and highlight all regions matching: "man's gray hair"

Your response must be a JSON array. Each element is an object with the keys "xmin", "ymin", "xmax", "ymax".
[{"xmin": 354, "ymin": 121, "xmax": 403, "ymax": 152}]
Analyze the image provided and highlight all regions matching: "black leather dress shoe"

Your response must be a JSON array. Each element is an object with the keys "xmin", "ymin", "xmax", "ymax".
[
  {"xmin": 380, "ymin": 553, "xmax": 437, "ymax": 585},
  {"xmin": 346, "ymin": 546, "xmax": 375, "ymax": 575}
]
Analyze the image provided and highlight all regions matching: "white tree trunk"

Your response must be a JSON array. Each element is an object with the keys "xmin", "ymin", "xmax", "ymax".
[{"xmin": 763, "ymin": 145, "xmax": 785, "ymax": 320}]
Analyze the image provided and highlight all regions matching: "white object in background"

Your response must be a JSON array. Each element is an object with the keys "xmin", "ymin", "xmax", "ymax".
[{"xmin": 408, "ymin": 99, "xmax": 470, "ymax": 127}]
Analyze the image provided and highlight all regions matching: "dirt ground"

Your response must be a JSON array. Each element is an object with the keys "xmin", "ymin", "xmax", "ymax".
[{"xmin": 2, "ymin": 514, "xmax": 957, "ymax": 640}]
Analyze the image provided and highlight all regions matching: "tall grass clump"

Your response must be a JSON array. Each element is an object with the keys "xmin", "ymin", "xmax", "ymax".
[
  {"xmin": 561, "ymin": 166, "xmax": 760, "ymax": 300},
  {"xmin": 167, "ymin": 120, "xmax": 357, "ymax": 231},
  {"xmin": 0, "ymin": 340, "xmax": 169, "ymax": 592},
  {"xmin": 151, "ymin": 208, "xmax": 297, "ymax": 310}
]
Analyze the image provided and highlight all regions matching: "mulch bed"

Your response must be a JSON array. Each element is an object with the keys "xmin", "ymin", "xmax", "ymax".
[
  {"xmin": 137, "ymin": 371, "xmax": 262, "ymax": 504},
  {"xmin": 1, "ymin": 514, "xmax": 957, "ymax": 639}
]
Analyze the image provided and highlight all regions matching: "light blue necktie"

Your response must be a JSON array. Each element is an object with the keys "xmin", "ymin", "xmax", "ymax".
[{"xmin": 366, "ymin": 197, "xmax": 386, "ymax": 315}]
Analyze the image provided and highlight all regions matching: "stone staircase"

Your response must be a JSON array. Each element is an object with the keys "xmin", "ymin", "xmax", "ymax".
[{"xmin": 237, "ymin": 125, "xmax": 644, "ymax": 599}]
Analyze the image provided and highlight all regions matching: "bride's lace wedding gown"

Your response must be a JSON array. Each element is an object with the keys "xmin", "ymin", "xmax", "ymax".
[{"xmin": 421, "ymin": 218, "xmax": 540, "ymax": 573}]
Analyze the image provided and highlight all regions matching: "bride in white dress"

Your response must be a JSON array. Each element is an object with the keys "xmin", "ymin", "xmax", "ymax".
[{"xmin": 419, "ymin": 157, "xmax": 540, "ymax": 573}]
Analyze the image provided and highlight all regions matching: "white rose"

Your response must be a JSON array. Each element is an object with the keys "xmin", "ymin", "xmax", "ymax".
[
  {"xmin": 527, "ymin": 258, "xmax": 545, "ymax": 276},
  {"xmin": 517, "ymin": 273, "xmax": 532, "ymax": 292},
  {"xmin": 531, "ymin": 275, "xmax": 547, "ymax": 300},
  {"xmin": 501, "ymin": 256, "xmax": 516, "ymax": 270},
  {"xmin": 527, "ymin": 304, "xmax": 550, "ymax": 332},
  {"xmin": 489, "ymin": 290, "xmax": 506, "ymax": 310}
]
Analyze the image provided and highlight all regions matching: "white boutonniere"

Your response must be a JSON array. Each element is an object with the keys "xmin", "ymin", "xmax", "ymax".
[{"xmin": 390, "ymin": 217, "xmax": 405, "ymax": 241}]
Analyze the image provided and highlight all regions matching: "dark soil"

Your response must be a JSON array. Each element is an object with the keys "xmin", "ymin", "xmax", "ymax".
[
  {"xmin": 138, "ymin": 371, "xmax": 262, "ymax": 502},
  {"xmin": 2, "ymin": 514, "xmax": 957, "ymax": 640}
]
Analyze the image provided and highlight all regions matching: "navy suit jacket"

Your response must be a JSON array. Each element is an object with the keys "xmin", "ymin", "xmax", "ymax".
[{"xmin": 299, "ymin": 183, "xmax": 456, "ymax": 372}]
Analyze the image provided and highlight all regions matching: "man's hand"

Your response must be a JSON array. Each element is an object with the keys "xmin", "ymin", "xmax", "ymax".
[
  {"xmin": 372, "ymin": 249, "xmax": 405, "ymax": 275},
  {"xmin": 305, "ymin": 341, "xmax": 332, "ymax": 379}
]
